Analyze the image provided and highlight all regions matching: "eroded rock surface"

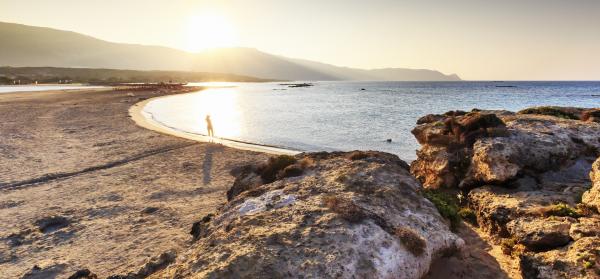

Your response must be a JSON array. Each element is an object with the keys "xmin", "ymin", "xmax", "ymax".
[
  {"xmin": 153, "ymin": 151, "xmax": 463, "ymax": 279},
  {"xmin": 411, "ymin": 109, "xmax": 600, "ymax": 189},
  {"xmin": 411, "ymin": 107, "xmax": 600, "ymax": 278},
  {"xmin": 583, "ymin": 157, "xmax": 600, "ymax": 212},
  {"xmin": 507, "ymin": 216, "xmax": 574, "ymax": 252},
  {"xmin": 519, "ymin": 237, "xmax": 600, "ymax": 279}
]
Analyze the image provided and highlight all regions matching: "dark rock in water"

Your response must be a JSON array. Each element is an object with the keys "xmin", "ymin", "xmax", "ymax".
[
  {"xmin": 279, "ymin": 83, "xmax": 313, "ymax": 88},
  {"xmin": 68, "ymin": 269, "xmax": 97, "ymax": 279},
  {"xmin": 35, "ymin": 216, "xmax": 70, "ymax": 233}
]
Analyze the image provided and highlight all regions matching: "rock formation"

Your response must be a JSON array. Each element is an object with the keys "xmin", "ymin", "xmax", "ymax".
[
  {"xmin": 411, "ymin": 109, "xmax": 600, "ymax": 189},
  {"xmin": 153, "ymin": 151, "xmax": 463, "ymax": 279},
  {"xmin": 583, "ymin": 157, "xmax": 600, "ymax": 212},
  {"xmin": 411, "ymin": 107, "xmax": 600, "ymax": 278}
]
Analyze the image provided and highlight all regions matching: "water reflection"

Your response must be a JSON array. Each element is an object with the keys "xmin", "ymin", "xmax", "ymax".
[
  {"xmin": 197, "ymin": 88, "xmax": 241, "ymax": 138},
  {"xmin": 145, "ymin": 87, "xmax": 241, "ymax": 138}
]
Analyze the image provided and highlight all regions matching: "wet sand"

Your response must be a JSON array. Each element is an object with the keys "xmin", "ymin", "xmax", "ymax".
[
  {"xmin": 130, "ymin": 95, "xmax": 299, "ymax": 156},
  {"xmin": 0, "ymin": 88, "xmax": 268, "ymax": 278}
]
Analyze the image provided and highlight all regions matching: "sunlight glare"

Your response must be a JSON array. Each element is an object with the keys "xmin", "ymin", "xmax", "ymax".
[
  {"xmin": 185, "ymin": 14, "xmax": 237, "ymax": 52},
  {"xmin": 194, "ymin": 88, "xmax": 241, "ymax": 138}
]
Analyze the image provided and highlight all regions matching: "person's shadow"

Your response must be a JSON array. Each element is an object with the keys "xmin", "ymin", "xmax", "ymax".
[{"xmin": 202, "ymin": 144, "xmax": 223, "ymax": 185}]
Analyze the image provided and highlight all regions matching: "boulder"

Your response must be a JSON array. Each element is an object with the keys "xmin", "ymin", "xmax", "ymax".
[
  {"xmin": 519, "ymin": 237, "xmax": 600, "ymax": 279},
  {"xmin": 410, "ymin": 107, "xmax": 600, "ymax": 278},
  {"xmin": 154, "ymin": 151, "xmax": 463, "ymax": 279},
  {"xmin": 569, "ymin": 217, "xmax": 600, "ymax": 240},
  {"xmin": 468, "ymin": 186, "xmax": 577, "ymax": 237},
  {"xmin": 582, "ymin": 157, "xmax": 600, "ymax": 212},
  {"xmin": 411, "ymin": 108, "xmax": 600, "ymax": 189},
  {"xmin": 506, "ymin": 216, "xmax": 574, "ymax": 251},
  {"xmin": 582, "ymin": 109, "xmax": 600, "ymax": 123}
]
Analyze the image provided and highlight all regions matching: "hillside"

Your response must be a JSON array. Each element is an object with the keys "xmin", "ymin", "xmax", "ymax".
[{"xmin": 0, "ymin": 22, "xmax": 461, "ymax": 81}]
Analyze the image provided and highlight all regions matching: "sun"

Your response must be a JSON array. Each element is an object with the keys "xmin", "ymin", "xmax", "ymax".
[{"xmin": 185, "ymin": 14, "xmax": 237, "ymax": 52}]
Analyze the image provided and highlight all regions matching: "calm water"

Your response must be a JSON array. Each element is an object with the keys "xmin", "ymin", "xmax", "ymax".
[
  {"xmin": 143, "ymin": 81, "xmax": 600, "ymax": 161},
  {"xmin": 0, "ymin": 85, "xmax": 106, "ymax": 93}
]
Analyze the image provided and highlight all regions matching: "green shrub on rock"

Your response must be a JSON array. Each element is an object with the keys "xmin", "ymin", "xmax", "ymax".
[
  {"xmin": 518, "ymin": 106, "xmax": 579, "ymax": 120},
  {"xmin": 423, "ymin": 189, "xmax": 461, "ymax": 231}
]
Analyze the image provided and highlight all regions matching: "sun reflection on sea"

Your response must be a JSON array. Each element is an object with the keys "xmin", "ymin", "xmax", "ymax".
[{"xmin": 192, "ymin": 88, "xmax": 241, "ymax": 138}]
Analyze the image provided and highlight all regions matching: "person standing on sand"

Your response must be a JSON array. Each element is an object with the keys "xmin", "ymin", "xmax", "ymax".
[{"xmin": 205, "ymin": 115, "xmax": 214, "ymax": 138}]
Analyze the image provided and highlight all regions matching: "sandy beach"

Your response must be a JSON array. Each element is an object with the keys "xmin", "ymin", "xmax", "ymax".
[{"xmin": 0, "ymin": 87, "xmax": 269, "ymax": 277}]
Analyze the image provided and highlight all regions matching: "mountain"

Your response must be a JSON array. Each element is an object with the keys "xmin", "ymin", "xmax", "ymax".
[{"xmin": 0, "ymin": 22, "xmax": 461, "ymax": 81}]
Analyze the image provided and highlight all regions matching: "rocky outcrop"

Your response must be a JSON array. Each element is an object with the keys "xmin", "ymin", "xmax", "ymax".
[
  {"xmin": 519, "ymin": 106, "xmax": 600, "ymax": 123},
  {"xmin": 411, "ymin": 107, "xmax": 600, "ymax": 278},
  {"xmin": 153, "ymin": 151, "xmax": 463, "ymax": 279},
  {"xmin": 411, "ymin": 108, "xmax": 600, "ymax": 189},
  {"xmin": 582, "ymin": 157, "xmax": 600, "ymax": 212},
  {"xmin": 519, "ymin": 237, "xmax": 600, "ymax": 279},
  {"xmin": 506, "ymin": 216, "xmax": 574, "ymax": 252}
]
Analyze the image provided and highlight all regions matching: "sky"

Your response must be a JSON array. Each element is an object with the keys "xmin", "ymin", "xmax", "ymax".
[{"xmin": 1, "ymin": 0, "xmax": 600, "ymax": 80}]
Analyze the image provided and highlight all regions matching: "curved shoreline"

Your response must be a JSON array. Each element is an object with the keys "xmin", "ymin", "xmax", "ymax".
[{"xmin": 129, "ymin": 92, "xmax": 301, "ymax": 156}]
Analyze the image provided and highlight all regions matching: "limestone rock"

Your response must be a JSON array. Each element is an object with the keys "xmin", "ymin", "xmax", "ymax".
[
  {"xmin": 411, "ymin": 108, "xmax": 600, "ymax": 189},
  {"xmin": 583, "ymin": 157, "xmax": 600, "ymax": 212},
  {"xmin": 468, "ymin": 186, "xmax": 576, "ymax": 237},
  {"xmin": 507, "ymin": 216, "xmax": 574, "ymax": 251},
  {"xmin": 154, "ymin": 151, "xmax": 463, "ymax": 279},
  {"xmin": 570, "ymin": 217, "xmax": 600, "ymax": 240},
  {"xmin": 519, "ymin": 237, "xmax": 600, "ymax": 279}
]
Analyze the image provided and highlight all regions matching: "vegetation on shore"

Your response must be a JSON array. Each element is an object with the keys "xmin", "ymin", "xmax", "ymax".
[{"xmin": 0, "ymin": 66, "xmax": 272, "ymax": 85}]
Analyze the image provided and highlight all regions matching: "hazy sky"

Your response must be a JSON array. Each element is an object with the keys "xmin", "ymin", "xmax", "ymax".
[{"xmin": 1, "ymin": 0, "xmax": 600, "ymax": 80}]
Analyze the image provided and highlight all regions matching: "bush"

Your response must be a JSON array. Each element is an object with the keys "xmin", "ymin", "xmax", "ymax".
[
  {"xmin": 423, "ymin": 189, "xmax": 461, "ymax": 231},
  {"xmin": 323, "ymin": 194, "xmax": 366, "ymax": 223},
  {"xmin": 518, "ymin": 107, "xmax": 579, "ymax": 120},
  {"xmin": 458, "ymin": 208, "xmax": 477, "ymax": 225},
  {"xmin": 546, "ymin": 203, "xmax": 580, "ymax": 218},
  {"xmin": 394, "ymin": 227, "xmax": 426, "ymax": 256},
  {"xmin": 500, "ymin": 238, "xmax": 517, "ymax": 255},
  {"xmin": 258, "ymin": 155, "xmax": 297, "ymax": 183}
]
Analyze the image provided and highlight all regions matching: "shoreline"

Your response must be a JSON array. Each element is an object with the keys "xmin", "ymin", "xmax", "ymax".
[{"xmin": 129, "ymin": 92, "xmax": 301, "ymax": 156}]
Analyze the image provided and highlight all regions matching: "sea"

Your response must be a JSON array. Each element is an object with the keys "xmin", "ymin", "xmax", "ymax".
[{"xmin": 142, "ymin": 81, "xmax": 600, "ymax": 161}]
